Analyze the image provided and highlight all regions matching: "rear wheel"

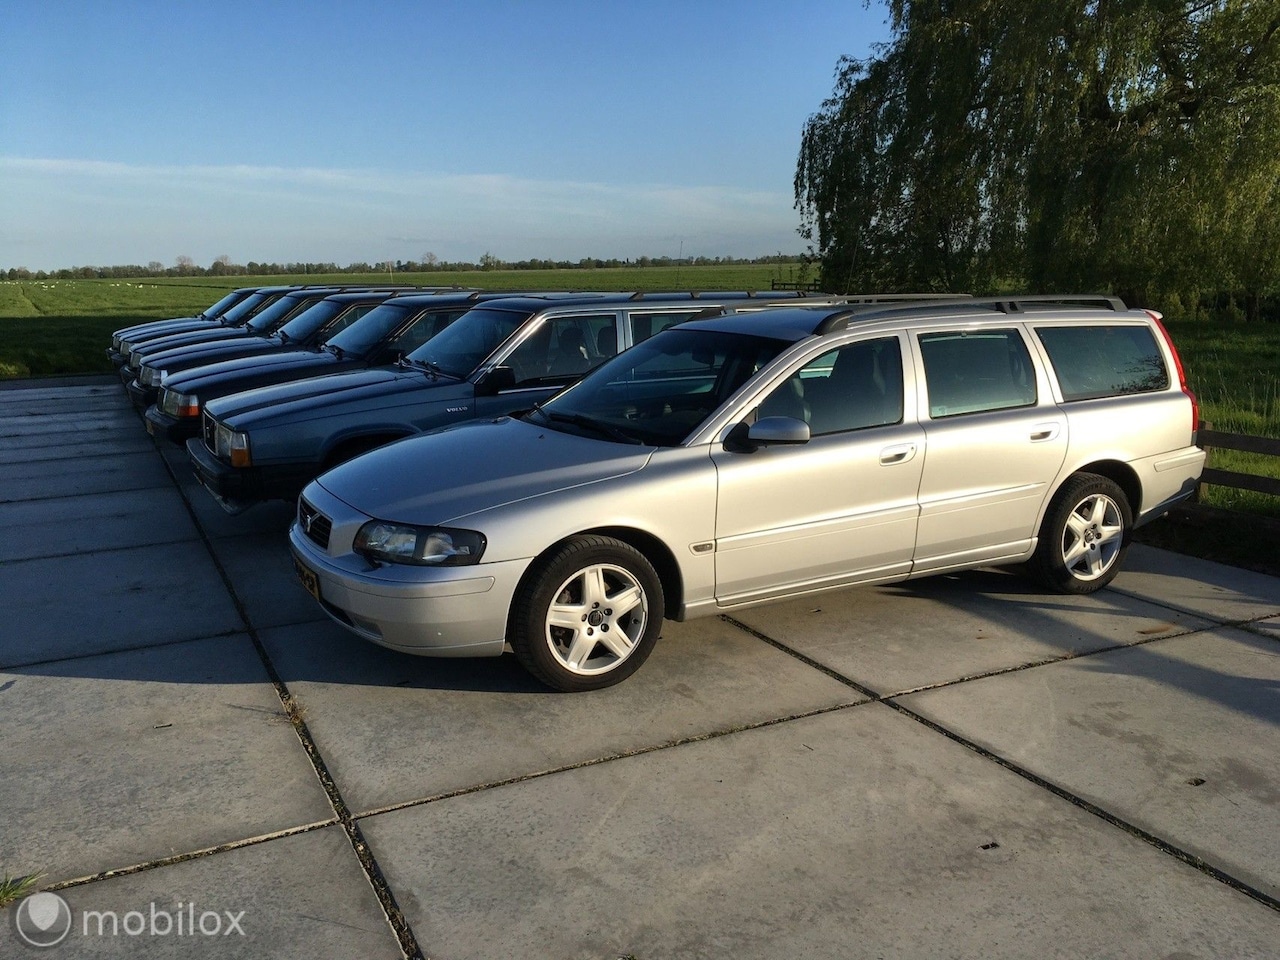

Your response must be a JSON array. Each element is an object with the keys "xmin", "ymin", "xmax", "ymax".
[
  {"xmin": 1030, "ymin": 473, "xmax": 1132, "ymax": 594},
  {"xmin": 509, "ymin": 536, "xmax": 663, "ymax": 692}
]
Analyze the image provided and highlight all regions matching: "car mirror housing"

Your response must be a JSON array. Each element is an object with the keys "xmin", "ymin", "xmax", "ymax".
[
  {"xmin": 745, "ymin": 416, "xmax": 811, "ymax": 447},
  {"xmin": 476, "ymin": 365, "xmax": 517, "ymax": 396}
]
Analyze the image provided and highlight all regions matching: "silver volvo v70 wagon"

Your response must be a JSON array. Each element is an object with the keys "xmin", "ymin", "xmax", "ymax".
[{"xmin": 289, "ymin": 296, "xmax": 1206, "ymax": 691}]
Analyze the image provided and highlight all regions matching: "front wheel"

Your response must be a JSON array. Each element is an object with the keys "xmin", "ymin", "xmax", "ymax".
[
  {"xmin": 1030, "ymin": 473, "xmax": 1132, "ymax": 594},
  {"xmin": 509, "ymin": 536, "xmax": 664, "ymax": 691}
]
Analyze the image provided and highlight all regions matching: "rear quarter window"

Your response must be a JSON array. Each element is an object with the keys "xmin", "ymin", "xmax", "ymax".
[{"xmin": 1036, "ymin": 325, "xmax": 1169, "ymax": 401}]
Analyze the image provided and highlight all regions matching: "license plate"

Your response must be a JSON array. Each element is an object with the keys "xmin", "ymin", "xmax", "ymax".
[{"xmin": 292, "ymin": 553, "xmax": 321, "ymax": 601}]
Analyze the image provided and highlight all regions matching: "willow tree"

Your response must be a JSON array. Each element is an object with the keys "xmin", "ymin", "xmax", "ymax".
[{"xmin": 796, "ymin": 1, "xmax": 1280, "ymax": 315}]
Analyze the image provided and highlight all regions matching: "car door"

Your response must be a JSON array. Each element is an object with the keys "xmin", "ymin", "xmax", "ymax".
[
  {"xmin": 909, "ymin": 324, "xmax": 1068, "ymax": 571},
  {"xmin": 710, "ymin": 334, "xmax": 923, "ymax": 606}
]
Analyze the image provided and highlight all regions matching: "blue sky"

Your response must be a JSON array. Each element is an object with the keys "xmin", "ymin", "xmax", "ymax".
[{"xmin": 0, "ymin": 1, "xmax": 890, "ymax": 271}]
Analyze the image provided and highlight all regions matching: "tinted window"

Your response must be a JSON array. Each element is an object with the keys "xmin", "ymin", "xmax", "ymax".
[
  {"xmin": 244, "ymin": 294, "xmax": 312, "ymax": 333},
  {"xmin": 386, "ymin": 308, "xmax": 465, "ymax": 354},
  {"xmin": 536, "ymin": 328, "xmax": 791, "ymax": 446},
  {"xmin": 276, "ymin": 301, "xmax": 344, "ymax": 341},
  {"xmin": 1036, "ymin": 325, "xmax": 1169, "ymax": 401},
  {"xmin": 758, "ymin": 337, "xmax": 904, "ymax": 435},
  {"xmin": 630, "ymin": 310, "xmax": 701, "ymax": 344},
  {"xmin": 504, "ymin": 314, "xmax": 618, "ymax": 386},
  {"xmin": 325, "ymin": 303, "xmax": 415, "ymax": 356},
  {"xmin": 219, "ymin": 292, "xmax": 273, "ymax": 325},
  {"xmin": 202, "ymin": 290, "xmax": 247, "ymax": 319},
  {"xmin": 919, "ymin": 329, "xmax": 1037, "ymax": 418},
  {"xmin": 406, "ymin": 307, "xmax": 528, "ymax": 377}
]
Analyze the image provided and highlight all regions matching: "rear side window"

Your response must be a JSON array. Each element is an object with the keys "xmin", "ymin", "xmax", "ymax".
[
  {"xmin": 918, "ymin": 329, "xmax": 1037, "ymax": 418},
  {"xmin": 630, "ymin": 311, "xmax": 700, "ymax": 344},
  {"xmin": 1036, "ymin": 325, "xmax": 1169, "ymax": 401}
]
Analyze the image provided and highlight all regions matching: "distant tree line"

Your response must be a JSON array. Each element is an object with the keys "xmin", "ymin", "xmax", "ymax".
[
  {"xmin": 1, "ymin": 252, "xmax": 807, "ymax": 282},
  {"xmin": 795, "ymin": 1, "xmax": 1280, "ymax": 321}
]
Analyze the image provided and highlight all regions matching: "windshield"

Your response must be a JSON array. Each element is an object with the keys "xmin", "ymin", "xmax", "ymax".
[
  {"xmin": 202, "ymin": 290, "xmax": 246, "ymax": 321},
  {"xmin": 534, "ymin": 328, "xmax": 791, "ymax": 446},
  {"xmin": 275, "ymin": 300, "xmax": 345, "ymax": 342},
  {"xmin": 219, "ymin": 292, "xmax": 273, "ymax": 326},
  {"xmin": 244, "ymin": 294, "xmax": 310, "ymax": 333},
  {"xmin": 324, "ymin": 302, "xmax": 416, "ymax": 356},
  {"xmin": 405, "ymin": 306, "xmax": 528, "ymax": 377}
]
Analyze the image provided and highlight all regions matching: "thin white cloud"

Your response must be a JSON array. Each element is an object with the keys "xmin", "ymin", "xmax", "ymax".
[{"xmin": 0, "ymin": 156, "xmax": 803, "ymax": 269}]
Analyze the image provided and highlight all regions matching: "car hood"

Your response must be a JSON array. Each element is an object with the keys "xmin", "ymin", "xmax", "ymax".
[
  {"xmin": 315, "ymin": 416, "xmax": 651, "ymax": 526},
  {"xmin": 166, "ymin": 348, "xmax": 338, "ymax": 394},
  {"xmin": 204, "ymin": 365, "xmax": 419, "ymax": 423},
  {"xmin": 148, "ymin": 336, "xmax": 280, "ymax": 374}
]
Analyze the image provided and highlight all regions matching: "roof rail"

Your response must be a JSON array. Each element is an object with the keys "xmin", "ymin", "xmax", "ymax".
[{"xmin": 812, "ymin": 294, "xmax": 1126, "ymax": 334}]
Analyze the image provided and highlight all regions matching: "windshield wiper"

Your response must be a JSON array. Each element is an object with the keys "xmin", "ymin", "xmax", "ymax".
[
  {"xmin": 402, "ymin": 356, "xmax": 453, "ymax": 380},
  {"xmin": 545, "ymin": 410, "xmax": 643, "ymax": 445}
]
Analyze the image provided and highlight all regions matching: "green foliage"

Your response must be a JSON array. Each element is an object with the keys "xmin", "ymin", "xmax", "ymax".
[{"xmin": 797, "ymin": 1, "xmax": 1280, "ymax": 310}]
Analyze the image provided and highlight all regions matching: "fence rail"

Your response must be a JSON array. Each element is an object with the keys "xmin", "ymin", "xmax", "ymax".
[{"xmin": 1196, "ymin": 423, "xmax": 1280, "ymax": 498}]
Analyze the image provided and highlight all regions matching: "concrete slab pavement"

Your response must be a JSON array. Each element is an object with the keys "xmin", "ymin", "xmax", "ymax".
[
  {"xmin": 1, "ymin": 634, "xmax": 335, "ymax": 885},
  {"xmin": 360, "ymin": 706, "xmax": 1280, "ymax": 960},
  {"xmin": 898, "ymin": 624, "xmax": 1280, "ymax": 900},
  {"xmin": 259, "ymin": 615, "xmax": 865, "ymax": 814},
  {"xmin": 2, "ymin": 375, "xmax": 1278, "ymax": 959}
]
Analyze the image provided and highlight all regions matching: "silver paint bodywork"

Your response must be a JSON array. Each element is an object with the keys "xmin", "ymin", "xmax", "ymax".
[{"xmin": 290, "ymin": 302, "xmax": 1205, "ymax": 657}]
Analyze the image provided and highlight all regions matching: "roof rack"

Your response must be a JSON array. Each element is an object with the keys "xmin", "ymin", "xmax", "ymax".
[{"xmin": 813, "ymin": 294, "xmax": 1126, "ymax": 335}]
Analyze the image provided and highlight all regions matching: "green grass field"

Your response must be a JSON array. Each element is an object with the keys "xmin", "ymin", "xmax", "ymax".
[{"xmin": 0, "ymin": 266, "xmax": 801, "ymax": 377}]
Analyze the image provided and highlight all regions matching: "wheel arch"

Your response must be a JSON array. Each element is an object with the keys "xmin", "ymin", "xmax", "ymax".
[
  {"xmin": 515, "ymin": 526, "xmax": 685, "ymax": 622},
  {"xmin": 1063, "ymin": 459, "xmax": 1143, "ymax": 516}
]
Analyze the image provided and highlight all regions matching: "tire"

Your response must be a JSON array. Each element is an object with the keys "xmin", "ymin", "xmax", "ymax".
[
  {"xmin": 1030, "ymin": 473, "xmax": 1132, "ymax": 594},
  {"xmin": 509, "ymin": 535, "xmax": 664, "ymax": 692}
]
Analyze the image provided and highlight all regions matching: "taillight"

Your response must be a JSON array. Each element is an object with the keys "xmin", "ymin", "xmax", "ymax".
[{"xmin": 1146, "ymin": 309, "xmax": 1198, "ymax": 437}]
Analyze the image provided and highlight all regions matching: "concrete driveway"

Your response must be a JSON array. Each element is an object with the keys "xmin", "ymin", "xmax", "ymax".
[{"xmin": 2, "ymin": 377, "xmax": 1278, "ymax": 958}]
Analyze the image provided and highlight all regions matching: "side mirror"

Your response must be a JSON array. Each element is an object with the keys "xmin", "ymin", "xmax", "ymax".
[
  {"xmin": 476, "ymin": 365, "xmax": 517, "ymax": 396},
  {"xmin": 747, "ymin": 416, "xmax": 811, "ymax": 446}
]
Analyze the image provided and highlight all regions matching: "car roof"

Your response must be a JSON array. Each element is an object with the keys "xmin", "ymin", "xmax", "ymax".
[{"xmin": 685, "ymin": 295, "xmax": 1136, "ymax": 341}]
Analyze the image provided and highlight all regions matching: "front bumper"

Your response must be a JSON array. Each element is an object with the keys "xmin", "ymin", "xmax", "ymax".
[
  {"xmin": 126, "ymin": 378, "xmax": 158, "ymax": 410},
  {"xmin": 143, "ymin": 407, "xmax": 201, "ymax": 445},
  {"xmin": 287, "ymin": 497, "xmax": 525, "ymax": 657},
  {"xmin": 185, "ymin": 437, "xmax": 316, "ymax": 505},
  {"xmin": 107, "ymin": 349, "xmax": 128, "ymax": 368}
]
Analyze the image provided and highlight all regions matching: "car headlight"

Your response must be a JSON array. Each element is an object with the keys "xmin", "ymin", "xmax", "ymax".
[
  {"xmin": 353, "ymin": 521, "xmax": 486, "ymax": 566},
  {"xmin": 128, "ymin": 348, "xmax": 143, "ymax": 368},
  {"xmin": 140, "ymin": 365, "xmax": 162, "ymax": 386},
  {"xmin": 161, "ymin": 389, "xmax": 200, "ymax": 418},
  {"xmin": 112, "ymin": 334, "xmax": 123, "ymax": 351},
  {"xmin": 214, "ymin": 422, "xmax": 252, "ymax": 467}
]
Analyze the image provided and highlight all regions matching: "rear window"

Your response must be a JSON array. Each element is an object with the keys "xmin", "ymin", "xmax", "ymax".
[
  {"xmin": 1036, "ymin": 325, "xmax": 1169, "ymax": 401},
  {"xmin": 918, "ymin": 329, "xmax": 1037, "ymax": 418}
]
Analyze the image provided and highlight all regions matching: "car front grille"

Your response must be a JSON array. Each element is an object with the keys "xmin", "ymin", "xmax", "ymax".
[
  {"xmin": 298, "ymin": 497, "xmax": 332, "ymax": 550},
  {"xmin": 202, "ymin": 411, "xmax": 217, "ymax": 452}
]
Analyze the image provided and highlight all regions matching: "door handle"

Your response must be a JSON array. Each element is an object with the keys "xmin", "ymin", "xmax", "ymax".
[
  {"xmin": 1030, "ymin": 422, "xmax": 1061, "ymax": 442},
  {"xmin": 879, "ymin": 443, "xmax": 917, "ymax": 465}
]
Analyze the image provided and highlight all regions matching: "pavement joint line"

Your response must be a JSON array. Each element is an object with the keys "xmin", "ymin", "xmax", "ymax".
[
  {"xmin": 153, "ymin": 441, "xmax": 426, "ymax": 960},
  {"xmin": 1109, "ymin": 584, "xmax": 1280, "ymax": 627},
  {"xmin": 721, "ymin": 614, "xmax": 1280, "ymax": 916},
  {"xmin": 0, "ymin": 482, "xmax": 173, "ymax": 506},
  {"xmin": 0, "ymin": 445, "xmax": 155, "ymax": 465},
  {"xmin": 1, "ymin": 534, "xmax": 201, "ymax": 565},
  {"xmin": 42, "ymin": 819, "xmax": 341, "ymax": 893},
  {"xmin": 350, "ymin": 697, "xmax": 874, "ymax": 823},
  {"xmin": 0, "ymin": 628, "xmax": 247, "ymax": 673},
  {"xmin": 881, "ymin": 696, "xmax": 1280, "ymax": 915}
]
